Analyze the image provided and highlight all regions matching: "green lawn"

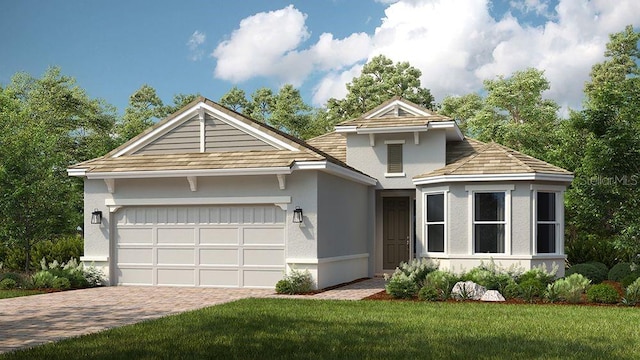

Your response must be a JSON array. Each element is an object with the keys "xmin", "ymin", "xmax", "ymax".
[
  {"xmin": 2, "ymin": 299, "xmax": 639, "ymax": 359},
  {"xmin": 0, "ymin": 289, "xmax": 45, "ymax": 299}
]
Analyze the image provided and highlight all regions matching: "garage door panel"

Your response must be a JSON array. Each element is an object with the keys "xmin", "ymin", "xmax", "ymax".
[
  {"xmin": 157, "ymin": 248, "xmax": 194, "ymax": 265},
  {"xmin": 115, "ymin": 205, "xmax": 285, "ymax": 288},
  {"xmin": 244, "ymin": 249, "xmax": 285, "ymax": 266},
  {"xmin": 157, "ymin": 228, "xmax": 195, "ymax": 244},
  {"xmin": 117, "ymin": 228, "xmax": 153, "ymax": 244},
  {"xmin": 243, "ymin": 228, "xmax": 284, "ymax": 245},
  {"xmin": 118, "ymin": 268, "xmax": 152, "ymax": 285},
  {"xmin": 200, "ymin": 269, "xmax": 239, "ymax": 287},
  {"xmin": 157, "ymin": 268, "xmax": 195, "ymax": 286},
  {"xmin": 200, "ymin": 249, "xmax": 239, "ymax": 265},
  {"xmin": 243, "ymin": 270, "xmax": 283, "ymax": 288},
  {"xmin": 199, "ymin": 228, "xmax": 238, "ymax": 245},
  {"xmin": 118, "ymin": 248, "xmax": 152, "ymax": 264}
]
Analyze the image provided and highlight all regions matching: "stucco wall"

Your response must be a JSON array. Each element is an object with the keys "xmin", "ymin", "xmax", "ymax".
[{"xmin": 345, "ymin": 130, "xmax": 446, "ymax": 189}]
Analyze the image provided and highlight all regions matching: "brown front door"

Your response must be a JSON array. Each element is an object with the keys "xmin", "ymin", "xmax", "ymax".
[{"xmin": 383, "ymin": 197, "xmax": 410, "ymax": 269}]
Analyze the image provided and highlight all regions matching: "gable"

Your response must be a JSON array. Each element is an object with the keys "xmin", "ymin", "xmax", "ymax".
[{"xmin": 114, "ymin": 99, "xmax": 296, "ymax": 157}]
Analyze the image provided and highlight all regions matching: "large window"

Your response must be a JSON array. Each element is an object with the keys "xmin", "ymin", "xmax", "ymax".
[
  {"xmin": 426, "ymin": 193, "xmax": 445, "ymax": 252},
  {"xmin": 474, "ymin": 192, "xmax": 505, "ymax": 253},
  {"xmin": 537, "ymin": 192, "xmax": 557, "ymax": 253}
]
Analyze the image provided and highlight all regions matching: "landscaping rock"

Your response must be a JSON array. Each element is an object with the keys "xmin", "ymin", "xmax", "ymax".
[
  {"xmin": 480, "ymin": 290, "xmax": 505, "ymax": 302},
  {"xmin": 451, "ymin": 281, "xmax": 486, "ymax": 300}
]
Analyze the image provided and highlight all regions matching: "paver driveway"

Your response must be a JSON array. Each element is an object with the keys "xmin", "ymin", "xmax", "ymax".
[{"xmin": 0, "ymin": 286, "xmax": 273, "ymax": 354}]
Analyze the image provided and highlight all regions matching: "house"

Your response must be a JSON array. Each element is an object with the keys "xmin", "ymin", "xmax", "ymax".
[{"xmin": 68, "ymin": 96, "xmax": 573, "ymax": 289}]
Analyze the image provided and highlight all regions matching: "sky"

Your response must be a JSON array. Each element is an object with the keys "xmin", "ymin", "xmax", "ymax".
[{"xmin": 1, "ymin": 0, "xmax": 639, "ymax": 116}]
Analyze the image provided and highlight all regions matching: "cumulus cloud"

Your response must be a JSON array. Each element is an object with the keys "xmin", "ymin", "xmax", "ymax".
[
  {"xmin": 187, "ymin": 30, "xmax": 206, "ymax": 61},
  {"xmin": 212, "ymin": 1, "xmax": 640, "ymax": 113}
]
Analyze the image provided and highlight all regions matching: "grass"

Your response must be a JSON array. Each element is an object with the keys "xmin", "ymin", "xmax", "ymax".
[
  {"xmin": 2, "ymin": 299, "xmax": 640, "ymax": 359},
  {"xmin": 0, "ymin": 289, "xmax": 45, "ymax": 299}
]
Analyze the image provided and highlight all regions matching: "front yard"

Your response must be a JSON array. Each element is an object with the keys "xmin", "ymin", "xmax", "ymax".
[
  {"xmin": 0, "ymin": 290, "xmax": 45, "ymax": 299},
  {"xmin": 2, "ymin": 298, "xmax": 639, "ymax": 359}
]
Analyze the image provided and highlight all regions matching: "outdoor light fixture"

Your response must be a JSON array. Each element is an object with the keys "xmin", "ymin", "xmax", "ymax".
[
  {"xmin": 91, "ymin": 209, "xmax": 102, "ymax": 224},
  {"xmin": 292, "ymin": 206, "xmax": 304, "ymax": 223}
]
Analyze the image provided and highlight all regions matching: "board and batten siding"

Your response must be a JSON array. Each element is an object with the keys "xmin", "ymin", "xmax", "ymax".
[{"xmin": 134, "ymin": 114, "xmax": 277, "ymax": 155}]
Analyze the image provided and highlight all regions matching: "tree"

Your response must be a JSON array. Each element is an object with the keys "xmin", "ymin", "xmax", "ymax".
[
  {"xmin": 0, "ymin": 67, "xmax": 115, "ymax": 271},
  {"xmin": 326, "ymin": 55, "xmax": 435, "ymax": 122},
  {"xmin": 248, "ymin": 87, "xmax": 274, "ymax": 122},
  {"xmin": 116, "ymin": 85, "xmax": 167, "ymax": 143},
  {"xmin": 219, "ymin": 86, "xmax": 250, "ymax": 113},
  {"xmin": 563, "ymin": 25, "xmax": 640, "ymax": 262},
  {"xmin": 270, "ymin": 84, "xmax": 313, "ymax": 139}
]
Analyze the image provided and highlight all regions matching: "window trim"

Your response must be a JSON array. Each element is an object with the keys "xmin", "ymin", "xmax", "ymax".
[
  {"xmin": 532, "ymin": 186, "xmax": 564, "ymax": 255},
  {"xmin": 424, "ymin": 190, "xmax": 448, "ymax": 255},
  {"xmin": 466, "ymin": 185, "xmax": 513, "ymax": 255}
]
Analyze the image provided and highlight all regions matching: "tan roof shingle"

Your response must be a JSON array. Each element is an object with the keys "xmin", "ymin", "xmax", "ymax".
[{"xmin": 306, "ymin": 132, "xmax": 346, "ymax": 162}]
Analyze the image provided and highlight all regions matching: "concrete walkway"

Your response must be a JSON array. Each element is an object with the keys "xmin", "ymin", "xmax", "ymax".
[{"xmin": 0, "ymin": 278, "xmax": 385, "ymax": 354}]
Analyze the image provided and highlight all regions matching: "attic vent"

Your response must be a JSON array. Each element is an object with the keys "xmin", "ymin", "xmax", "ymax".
[{"xmin": 387, "ymin": 143, "xmax": 403, "ymax": 174}]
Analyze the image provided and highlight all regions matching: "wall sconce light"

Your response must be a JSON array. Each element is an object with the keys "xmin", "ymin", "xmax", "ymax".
[
  {"xmin": 91, "ymin": 209, "xmax": 103, "ymax": 224},
  {"xmin": 292, "ymin": 206, "xmax": 303, "ymax": 223}
]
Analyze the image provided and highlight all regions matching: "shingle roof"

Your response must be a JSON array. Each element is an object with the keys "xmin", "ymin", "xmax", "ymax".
[
  {"xmin": 415, "ymin": 138, "xmax": 572, "ymax": 178},
  {"xmin": 306, "ymin": 132, "xmax": 346, "ymax": 162}
]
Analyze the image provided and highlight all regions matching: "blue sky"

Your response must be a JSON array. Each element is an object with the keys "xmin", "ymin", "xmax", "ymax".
[{"xmin": 1, "ymin": 1, "xmax": 638, "ymax": 115}]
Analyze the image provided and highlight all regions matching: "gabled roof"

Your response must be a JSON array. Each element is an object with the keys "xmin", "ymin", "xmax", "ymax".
[
  {"xmin": 413, "ymin": 138, "xmax": 573, "ymax": 185},
  {"xmin": 334, "ymin": 96, "xmax": 463, "ymax": 140},
  {"xmin": 68, "ymin": 97, "xmax": 376, "ymax": 186}
]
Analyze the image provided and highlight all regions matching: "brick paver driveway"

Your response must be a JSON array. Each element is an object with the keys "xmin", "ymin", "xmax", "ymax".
[{"xmin": 0, "ymin": 286, "xmax": 273, "ymax": 354}]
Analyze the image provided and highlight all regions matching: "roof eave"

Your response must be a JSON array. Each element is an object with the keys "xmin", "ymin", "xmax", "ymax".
[{"xmin": 412, "ymin": 172, "xmax": 574, "ymax": 186}]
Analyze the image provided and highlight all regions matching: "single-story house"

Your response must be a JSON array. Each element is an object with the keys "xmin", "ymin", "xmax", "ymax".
[{"xmin": 68, "ymin": 96, "xmax": 573, "ymax": 288}]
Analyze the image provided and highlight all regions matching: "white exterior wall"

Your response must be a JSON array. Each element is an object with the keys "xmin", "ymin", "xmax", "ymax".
[
  {"xmin": 416, "ymin": 181, "xmax": 567, "ymax": 277},
  {"xmin": 82, "ymin": 171, "xmax": 323, "ymax": 287},
  {"xmin": 346, "ymin": 130, "xmax": 446, "ymax": 189}
]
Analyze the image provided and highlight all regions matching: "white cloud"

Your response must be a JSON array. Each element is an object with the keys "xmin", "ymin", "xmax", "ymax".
[
  {"xmin": 187, "ymin": 30, "xmax": 206, "ymax": 61},
  {"xmin": 212, "ymin": 1, "xmax": 640, "ymax": 114}
]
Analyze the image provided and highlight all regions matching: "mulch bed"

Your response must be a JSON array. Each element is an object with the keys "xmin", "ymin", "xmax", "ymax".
[{"xmin": 278, "ymin": 277, "xmax": 371, "ymax": 295}]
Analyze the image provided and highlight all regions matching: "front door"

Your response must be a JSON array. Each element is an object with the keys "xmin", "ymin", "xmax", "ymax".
[{"xmin": 383, "ymin": 197, "xmax": 410, "ymax": 269}]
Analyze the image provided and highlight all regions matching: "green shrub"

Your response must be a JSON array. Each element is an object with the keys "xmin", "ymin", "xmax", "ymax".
[
  {"xmin": 461, "ymin": 261, "xmax": 519, "ymax": 292},
  {"xmin": 519, "ymin": 279, "xmax": 545, "ymax": 302},
  {"xmin": 30, "ymin": 236, "xmax": 83, "ymax": 270},
  {"xmin": 548, "ymin": 273, "xmax": 591, "ymax": 303},
  {"xmin": 503, "ymin": 282, "xmax": 521, "ymax": 299},
  {"xmin": 385, "ymin": 273, "xmax": 419, "ymax": 299},
  {"xmin": 418, "ymin": 284, "xmax": 440, "ymax": 301},
  {"xmin": 586, "ymin": 283, "xmax": 620, "ymax": 304},
  {"xmin": 518, "ymin": 264, "xmax": 558, "ymax": 285},
  {"xmin": 565, "ymin": 234, "xmax": 619, "ymax": 269},
  {"xmin": 32, "ymin": 271, "xmax": 56, "ymax": 288},
  {"xmin": 545, "ymin": 283, "xmax": 561, "ymax": 303},
  {"xmin": 392, "ymin": 258, "xmax": 438, "ymax": 287},
  {"xmin": 621, "ymin": 272, "xmax": 640, "ymax": 288},
  {"xmin": 52, "ymin": 277, "xmax": 71, "ymax": 290},
  {"xmin": 275, "ymin": 268, "xmax": 313, "ymax": 295},
  {"xmin": 608, "ymin": 262, "xmax": 633, "ymax": 282},
  {"xmin": 565, "ymin": 263, "xmax": 607, "ymax": 284},
  {"xmin": 0, "ymin": 278, "xmax": 17, "ymax": 290},
  {"xmin": 424, "ymin": 270, "xmax": 458, "ymax": 300},
  {"xmin": 622, "ymin": 278, "xmax": 640, "ymax": 306},
  {"xmin": 0, "ymin": 272, "xmax": 24, "ymax": 286}
]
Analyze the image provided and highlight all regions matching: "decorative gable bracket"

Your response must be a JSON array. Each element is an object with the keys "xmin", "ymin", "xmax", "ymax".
[{"xmin": 276, "ymin": 174, "xmax": 286, "ymax": 190}]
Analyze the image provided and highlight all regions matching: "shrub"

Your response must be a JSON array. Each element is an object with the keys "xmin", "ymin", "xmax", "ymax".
[
  {"xmin": 545, "ymin": 283, "xmax": 561, "ymax": 303},
  {"xmin": 52, "ymin": 277, "xmax": 71, "ymax": 290},
  {"xmin": 0, "ymin": 272, "xmax": 24, "ymax": 286},
  {"xmin": 418, "ymin": 284, "xmax": 440, "ymax": 301},
  {"xmin": 622, "ymin": 278, "xmax": 640, "ymax": 306},
  {"xmin": 548, "ymin": 273, "xmax": 591, "ymax": 303},
  {"xmin": 275, "ymin": 268, "xmax": 313, "ymax": 295},
  {"xmin": 503, "ymin": 281, "xmax": 521, "ymax": 299},
  {"xmin": 586, "ymin": 283, "xmax": 620, "ymax": 304},
  {"xmin": 565, "ymin": 263, "xmax": 607, "ymax": 284},
  {"xmin": 393, "ymin": 258, "xmax": 438, "ymax": 287},
  {"xmin": 424, "ymin": 270, "xmax": 458, "ymax": 300},
  {"xmin": 608, "ymin": 262, "xmax": 633, "ymax": 282},
  {"xmin": 32, "ymin": 271, "xmax": 56, "ymax": 288},
  {"xmin": 30, "ymin": 236, "xmax": 83, "ymax": 270},
  {"xmin": 385, "ymin": 273, "xmax": 419, "ymax": 299},
  {"xmin": 461, "ymin": 261, "xmax": 519, "ymax": 292},
  {"xmin": 518, "ymin": 264, "xmax": 558, "ymax": 285},
  {"xmin": 621, "ymin": 272, "xmax": 640, "ymax": 288},
  {"xmin": 565, "ymin": 234, "xmax": 619, "ymax": 269},
  {"xmin": 0, "ymin": 278, "xmax": 17, "ymax": 290},
  {"xmin": 519, "ymin": 279, "xmax": 545, "ymax": 302}
]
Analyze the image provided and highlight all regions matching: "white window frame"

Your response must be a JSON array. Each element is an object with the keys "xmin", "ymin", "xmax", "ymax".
[
  {"xmin": 531, "ymin": 185, "xmax": 564, "ymax": 255},
  {"xmin": 424, "ymin": 190, "xmax": 448, "ymax": 255},
  {"xmin": 466, "ymin": 184, "xmax": 513, "ymax": 255},
  {"xmin": 384, "ymin": 140, "xmax": 405, "ymax": 177}
]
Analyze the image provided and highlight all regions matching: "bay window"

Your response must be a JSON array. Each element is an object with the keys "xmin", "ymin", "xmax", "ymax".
[
  {"xmin": 537, "ymin": 192, "xmax": 558, "ymax": 253},
  {"xmin": 474, "ymin": 192, "xmax": 506, "ymax": 253},
  {"xmin": 426, "ymin": 193, "xmax": 445, "ymax": 253}
]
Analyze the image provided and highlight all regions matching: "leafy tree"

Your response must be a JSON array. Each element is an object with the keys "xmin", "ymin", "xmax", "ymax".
[
  {"xmin": 248, "ymin": 87, "xmax": 274, "ymax": 122},
  {"xmin": 563, "ymin": 25, "xmax": 640, "ymax": 262},
  {"xmin": 166, "ymin": 93, "xmax": 200, "ymax": 114},
  {"xmin": 270, "ymin": 84, "xmax": 313, "ymax": 139},
  {"xmin": 219, "ymin": 86, "xmax": 250, "ymax": 113},
  {"xmin": 326, "ymin": 55, "xmax": 435, "ymax": 122},
  {"xmin": 116, "ymin": 84, "xmax": 167, "ymax": 143},
  {"xmin": 0, "ymin": 67, "xmax": 115, "ymax": 271}
]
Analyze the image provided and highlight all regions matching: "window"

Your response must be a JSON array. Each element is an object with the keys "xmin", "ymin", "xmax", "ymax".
[
  {"xmin": 387, "ymin": 143, "xmax": 403, "ymax": 174},
  {"xmin": 426, "ymin": 193, "xmax": 445, "ymax": 252},
  {"xmin": 474, "ymin": 192, "xmax": 505, "ymax": 253},
  {"xmin": 537, "ymin": 192, "xmax": 557, "ymax": 253}
]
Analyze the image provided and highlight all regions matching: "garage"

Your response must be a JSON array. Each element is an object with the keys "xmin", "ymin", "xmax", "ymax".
[{"xmin": 114, "ymin": 204, "xmax": 286, "ymax": 288}]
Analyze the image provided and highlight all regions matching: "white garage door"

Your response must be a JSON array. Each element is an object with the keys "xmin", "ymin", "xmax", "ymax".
[{"xmin": 114, "ymin": 205, "xmax": 286, "ymax": 288}]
